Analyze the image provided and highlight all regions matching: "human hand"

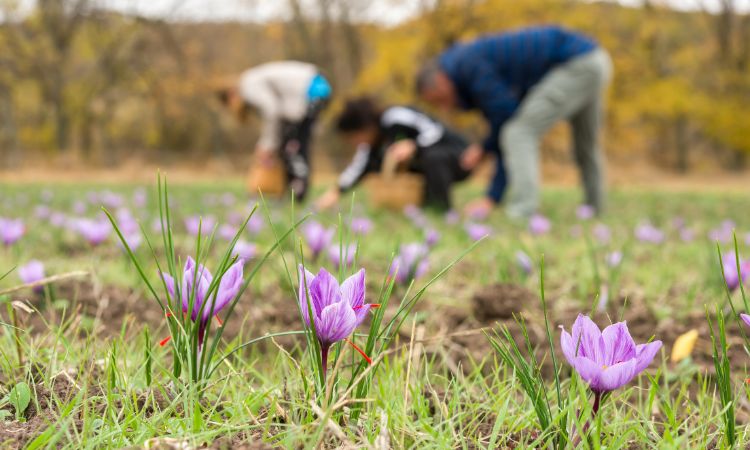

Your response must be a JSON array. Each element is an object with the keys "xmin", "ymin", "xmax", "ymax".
[
  {"xmin": 315, "ymin": 188, "xmax": 341, "ymax": 211},
  {"xmin": 460, "ymin": 144, "xmax": 484, "ymax": 171},
  {"xmin": 386, "ymin": 139, "xmax": 417, "ymax": 163},
  {"xmin": 254, "ymin": 146, "xmax": 276, "ymax": 166},
  {"xmin": 464, "ymin": 197, "xmax": 496, "ymax": 220}
]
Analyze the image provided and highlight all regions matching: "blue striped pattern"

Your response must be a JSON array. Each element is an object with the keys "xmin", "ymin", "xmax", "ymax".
[{"xmin": 438, "ymin": 26, "xmax": 597, "ymax": 201}]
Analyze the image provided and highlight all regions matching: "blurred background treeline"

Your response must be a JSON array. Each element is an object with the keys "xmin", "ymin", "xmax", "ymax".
[{"xmin": 1, "ymin": 0, "xmax": 749, "ymax": 174}]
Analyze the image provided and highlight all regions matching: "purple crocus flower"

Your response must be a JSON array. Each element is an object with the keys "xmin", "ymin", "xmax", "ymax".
[
  {"xmin": 303, "ymin": 221, "xmax": 335, "ymax": 261},
  {"xmin": 18, "ymin": 260, "xmax": 45, "ymax": 293},
  {"xmin": 679, "ymin": 228, "xmax": 695, "ymax": 242},
  {"xmin": 605, "ymin": 251, "xmax": 623, "ymax": 268},
  {"xmin": 232, "ymin": 240, "xmax": 258, "ymax": 263},
  {"xmin": 75, "ymin": 218, "xmax": 111, "ymax": 246},
  {"xmin": 350, "ymin": 217, "xmax": 373, "ymax": 236},
  {"xmin": 298, "ymin": 266, "xmax": 375, "ymax": 377},
  {"xmin": 561, "ymin": 314, "xmax": 662, "ymax": 395},
  {"xmin": 218, "ymin": 224, "xmax": 238, "ymax": 241},
  {"xmin": 515, "ymin": 250, "xmax": 533, "ymax": 275},
  {"xmin": 220, "ymin": 192, "xmax": 236, "ymax": 207},
  {"xmin": 185, "ymin": 215, "xmax": 217, "ymax": 237},
  {"xmin": 576, "ymin": 204, "xmax": 595, "ymax": 221},
  {"xmin": 161, "ymin": 256, "xmax": 243, "ymax": 347},
  {"xmin": 722, "ymin": 252, "xmax": 749, "ymax": 291},
  {"xmin": 118, "ymin": 232, "xmax": 142, "ymax": 251},
  {"xmin": 740, "ymin": 313, "xmax": 750, "ymax": 329},
  {"xmin": 328, "ymin": 244, "xmax": 357, "ymax": 269},
  {"xmin": 424, "ymin": 228, "xmax": 441, "ymax": 247},
  {"xmin": 391, "ymin": 243, "xmax": 430, "ymax": 285},
  {"xmin": 72, "ymin": 200, "xmax": 87, "ymax": 215},
  {"xmin": 465, "ymin": 222, "xmax": 492, "ymax": 241},
  {"xmin": 444, "ymin": 210, "xmax": 461, "ymax": 226},
  {"xmin": 593, "ymin": 223, "xmax": 611, "ymax": 244},
  {"xmin": 745, "ymin": 232, "xmax": 750, "ymax": 246},
  {"xmin": 0, "ymin": 218, "xmax": 25, "ymax": 246},
  {"xmin": 34, "ymin": 205, "xmax": 51, "ymax": 220},
  {"xmin": 528, "ymin": 214, "xmax": 551, "ymax": 236},
  {"xmin": 49, "ymin": 212, "xmax": 67, "ymax": 228},
  {"xmin": 133, "ymin": 188, "xmax": 147, "ymax": 208},
  {"xmin": 634, "ymin": 222, "xmax": 664, "ymax": 244}
]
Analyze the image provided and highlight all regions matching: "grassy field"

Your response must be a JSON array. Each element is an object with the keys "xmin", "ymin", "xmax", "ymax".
[{"xmin": 0, "ymin": 180, "xmax": 749, "ymax": 449}]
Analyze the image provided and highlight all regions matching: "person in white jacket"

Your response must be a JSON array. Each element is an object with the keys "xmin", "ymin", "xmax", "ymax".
[{"xmin": 218, "ymin": 61, "xmax": 332, "ymax": 201}]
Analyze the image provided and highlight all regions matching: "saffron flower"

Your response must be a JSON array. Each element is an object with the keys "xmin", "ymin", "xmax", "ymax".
[
  {"xmin": 218, "ymin": 224, "xmax": 238, "ymax": 241},
  {"xmin": 298, "ymin": 266, "xmax": 375, "ymax": 377},
  {"xmin": 680, "ymin": 228, "xmax": 695, "ymax": 242},
  {"xmin": 328, "ymin": 244, "xmax": 356, "ymax": 270},
  {"xmin": 18, "ymin": 260, "xmax": 45, "ymax": 293},
  {"xmin": 74, "ymin": 218, "xmax": 111, "ymax": 246},
  {"xmin": 424, "ymin": 228, "xmax": 441, "ymax": 247},
  {"xmin": 350, "ymin": 217, "xmax": 373, "ymax": 236},
  {"xmin": 246, "ymin": 210, "xmax": 264, "ymax": 235},
  {"xmin": 722, "ymin": 252, "xmax": 749, "ymax": 291},
  {"xmin": 605, "ymin": 251, "xmax": 623, "ymax": 268},
  {"xmin": 444, "ymin": 210, "xmax": 460, "ymax": 226},
  {"xmin": 515, "ymin": 250, "xmax": 533, "ymax": 275},
  {"xmin": 185, "ymin": 215, "xmax": 217, "ymax": 237},
  {"xmin": 576, "ymin": 204, "xmax": 595, "ymax": 221},
  {"xmin": 528, "ymin": 214, "xmax": 551, "ymax": 235},
  {"xmin": 465, "ymin": 222, "xmax": 492, "ymax": 241},
  {"xmin": 561, "ymin": 314, "xmax": 662, "ymax": 394},
  {"xmin": 593, "ymin": 223, "xmax": 611, "ymax": 244},
  {"xmin": 161, "ymin": 256, "xmax": 243, "ymax": 346},
  {"xmin": 0, "ymin": 218, "xmax": 25, "ymax": 246},
  {"xmin": 391, "ymin": 243, "xmax": 430, "ymax": 285},
  {"xmin": 740, "ymin": 313, "xmax": 750, "ymax": 329},
  {"xmin": 303, "ymin": 220, "xmax": 335, "ymax": 260},
  {"xmin": 232, "ymin": 240, "xmax": 257, "ymax": 263},
  {"xmin": 634, "ymin": 222, "xmax": 664, "ymax": 244}
]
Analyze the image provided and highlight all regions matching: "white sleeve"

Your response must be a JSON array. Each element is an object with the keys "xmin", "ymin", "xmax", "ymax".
[
  {"xmin": 239, "ymin": 74, "xmax": 281, "ymax": 150},
  {"xmin": 380, "ymin": 106, "xmax": 444, "ymax": 147},
  {"xmin": 338, "ymin": 144, "xmax": 372, "ymax": 191}
]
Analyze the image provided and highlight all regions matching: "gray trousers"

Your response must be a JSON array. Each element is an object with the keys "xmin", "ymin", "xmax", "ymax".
[{"xmin": 501, "ymin": 48, "xmax": 613, "ymax": 218}]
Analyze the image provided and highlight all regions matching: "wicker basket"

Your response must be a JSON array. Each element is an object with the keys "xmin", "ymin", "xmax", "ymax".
[
  {"xmin": 365, "ymin": 151, "xmax": 424, "ymax": 210},
  {"xmin": 247, "ymin": 157, "xmax": 286, "ymax": 197}
]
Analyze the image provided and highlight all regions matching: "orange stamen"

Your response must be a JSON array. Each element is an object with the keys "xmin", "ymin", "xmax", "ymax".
[
  {"xmin": 215, "ymin": 316, "xmax": 223, "ymax": 326},
  {"xmin": 159, "ymin": 336, "xmax": 172, "ymax": 347},
  {"xmin": 345, "ymin": 338, "xmax": 372, "ymax": 364}
]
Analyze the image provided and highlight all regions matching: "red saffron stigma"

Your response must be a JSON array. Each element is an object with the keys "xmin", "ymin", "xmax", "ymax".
[
  {"xmin": 159, "ymin": 336, "xmax": 172, "ymax": 347},
  {"xmin": 345, "ymin": 338, "xmax": 372, "ymax": 364},
  {"xmin": 165, "ymin": 312, "xmax": 173, "ymax": 318},
  {"xmin": 215, "ymin": 316, "xmax": 223, "ymax": 326},
  {"xmin": 353, "ymin": 303, "xmax": 381, "ymax": 310}
]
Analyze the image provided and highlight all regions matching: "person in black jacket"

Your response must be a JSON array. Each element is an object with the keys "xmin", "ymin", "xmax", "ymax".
[{"xmin": 316, "ymin": 97, "xmax": 478, "ymax": 211}]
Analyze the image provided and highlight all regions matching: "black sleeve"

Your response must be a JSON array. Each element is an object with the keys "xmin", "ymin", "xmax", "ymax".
[
  {"xmin": 338, "ymin": 144, "xmax": 374, "ymax": 192},
  {"xmin": 380, "ymin": 107, "xmax": 445, "ymax": 149}
]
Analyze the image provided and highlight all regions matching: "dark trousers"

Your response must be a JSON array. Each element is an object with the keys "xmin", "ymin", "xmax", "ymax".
[
  {"xmin": 410, "ymin": 140, "xmax": 470, "ymax": 211},
  {"xmin": 279, "ymin": 99, "xmax": 328, "ymax": 202}
]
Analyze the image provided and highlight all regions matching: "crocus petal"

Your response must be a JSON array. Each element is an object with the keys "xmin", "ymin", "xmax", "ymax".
[
  {"xmin": 317, "ymin": 301, "xmax": 357, "ymax": 345},
  {"xmin": 573, "ymin": 314, "xmax": 604, "ymax": 364},
  {"xmin": 741, "ymin": 313, "xmax": 750, "ymax": 329},
  {"xmin": 596, "ymin": 359, "xmax": 637, "ymax": 392},
  {"xmin": 298, "ymin": 265, "xmax": 316, "ymax": 325},
  {"xmin": 352, "ymin": 304, "xmax": 373, "ymax": 327},
  {"xmin": 207, "ymin": 261, "xmax": 244, "ymax": 320},
  {"xmin": 310, "ymin": 268, "xmax": 342, "ymax": 312},
  {"xmin": 341, "ymin": 269, "xmax": 365, "ymax": 309},
  {"xmin": 601, "ymin": 321, "xmax": 636, "ymax": 366},
  {"xmin": 634, "ymin": 341, "xmax": 662, "ymax": 373},
  {"xmin": 161, "ymin": 272, "xmax": 176, "ymax": 299},
  {"xmin": 572, "ymin": 356, "xmax": 602, "ymax": 386},
  {"xmin": 560, "ymin": 329, "xmax": 577, "ymax": 364}
]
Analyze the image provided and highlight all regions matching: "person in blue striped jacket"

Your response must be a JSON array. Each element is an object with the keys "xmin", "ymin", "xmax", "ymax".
[{"xmin": 416, "ymin": 26, "xmax": 612, "ymax": 219}]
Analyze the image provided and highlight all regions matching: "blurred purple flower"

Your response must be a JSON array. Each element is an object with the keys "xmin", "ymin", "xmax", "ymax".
[
  {"xmin": 515, "ymin": 250, "xmax": 533, "ymax": 275},
  {"xmin": 465, "ymin": 222, "xmax": 492, "ymax": 241},
  {"xmin": 161, "ymin": 256, "xmax": 243, "ymax": 347},
  {"xmin": 328, "ymin": 243, "xmax": 357, "ymax": 269},
  {"xmin": 671, "ymin": 216, "xmax": 686, "ymax": 230},
  {"xmin": 350, "ymin": 217, "xmax": 373, "ymax": 236},
  {"xmin": 722, "ymin": 252, "xmax": 749, "ymax": 292},
  {"xmin": 561, "ymin": 314, "xmax": 662, "ymax": 394},
  {"xmin": 116, "ymin": 208, "xmax": 139, "ymax": 235},
  {"xmin": 218, "ymin": 224, "xmax": 238, "ymax": 241},
  {"xmin": 424, "ymin": 228, "xmax": 441, "ymax": 247},
  {"xmin": 391, "ymin": 243, "xmax": 430, "ymax": 285},
  {"xmin": 49, "ymin": 212, "xmax": 67, "ymax": 228},
  {"xmin": 0, "ymin": 218, "xmax": 25, "ymax": 246},
  {"xmin": 72, "ymin": 200, "xmax": 87, "ymax": 215},
  {"xmin": 605, "ymin": 251, "xmax": 623, "ymax": 268},
  {"xmin": 680, "ymin": 228, "xmax": 695, "ymax": 242},
  {"xmin": 303, "ymin": 220, "xmax": 335, "ymax": 260},
  {"xmin": 100, "ymin": 191, "xmax": 124, "ymax": 209},
  {"xmin": 444, "ymin": 210, "xmax": 461, "ymax": 226},
  {"xmin": 741, "ymin": 313, "xmax": 750, "ymax": 329},
  {"xmin": 133, "ymin": 188, "xmax": 147, "ymax": 208},
  {"xmin": 18, "ymin": 260, "xmax": 45, "ymax": 293},
  {"xmin": 232, "ymin": 240, "xmax": 258, "ymax": 263},
  {"xmin": 34, "ymin": 205, "xmax": 51, "ymax": 220},
  {"xmin": 298, "ymin": 266, "xmax": 375, "ymax": 375},
  {"xmin": 247, "ymin": 213, "xmax": 264, "ymax": 235},
  {"xmin": 593, "ymin": 223, "xmax": 611, "ymax": 244},
  {"xmin": 185, "ymin": 215, "xmax": 217, "ymax": 237},
  {"xmin": 220, "ymin": 192, "xmax": 236, "ymax": 207},
  {"xmin": 74, "ymin": 218, "xmax": 111, "ymax": 246},
  {"xmin": 576, "ymin": 204, "xmax": 595, "ymax": 221},
  {"xmin": 708, "ymin": 219, "xmax": 736, "ymax": 244},
  {"xmin": 634, "ymin": 222, "xmax": 664, "ymax": 244},
  {"xmin": 528, "ymin": 214, "xmax": 551, "ymax": 236}
]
